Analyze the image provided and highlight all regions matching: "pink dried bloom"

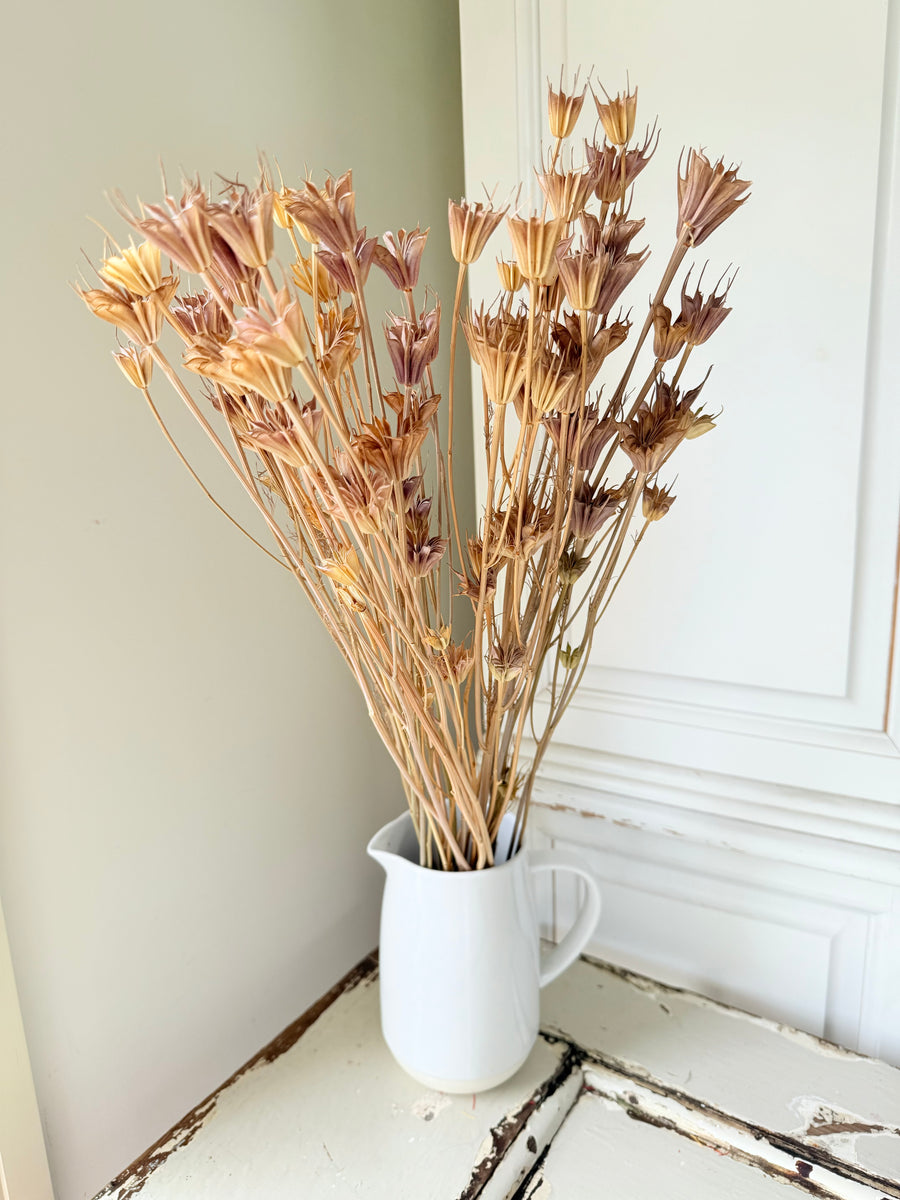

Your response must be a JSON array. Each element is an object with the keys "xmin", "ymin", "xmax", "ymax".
[
  {"xmin": 208, "ymin": 232, "xmax": 261, "ymax": 307},
  {"xmin": 374, "ymin": 227, "xmax": 429, "ymax": 291},
  {"xmin": 571, "ymin": 479, "xmax": 619, "ymax": 540},
  {"xmin": 593, "ymin": 248, "xmax": 649, "ymax": 314},
  {"xmin": 407, "ymin": 535, "xmax": 447, "ymax": 577},
  {"xmin": 208, "ymin": 181, "xmax": 274, "ymax": 268},
  {"xmin": 677, "ymin": 270, "xmax": 734, "ymax": 346},
  {"xmin": 286, "ymin": 171, "xmax": 359, "ymax": 252},
  {"xmin": 122, "ymin": 181, "xmax": 213, "ymax": 274},
  {"xmin": 171, "ymin": 291, "xmax": 231, "ymax": 341},
  {"xmin": 318, "ymin": 230, "xmax": 378, "ymax": 291},
  {"xmin": 384, "ymin": 305, "xmax": 440, "ymax": 388},
  {"xmin": 544, "ymin": 404, "xmax": 617, "ymax": 471},
  {"xmin": 586, "ymin": 124, "xmax": 658, "ymax": 202}
]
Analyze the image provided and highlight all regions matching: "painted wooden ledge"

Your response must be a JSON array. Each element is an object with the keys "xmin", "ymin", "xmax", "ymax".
[{"xmin": 93, "ymin": 955, "xmax": 900, "ymax": 1199}]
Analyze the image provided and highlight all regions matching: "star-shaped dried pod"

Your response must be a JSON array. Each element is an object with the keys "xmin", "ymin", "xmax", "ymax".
[
  {"xmin": 548, "ymin": 77, "xmax": 587, "ymax": 139},
  {"xmin": 374, "ymin": 227, "xmax": 429, "ymax": 292},
  {"xmin": 208, "ymin": 181, "xmax": 275, "ymax": 269},
  {"xmin": 677, "ymin": 149, "xmax": 751, "ymax": 246},
  {"xmin": 506, "ymin": 214, "xmax": 566, "ymax": 282},
  {"xmin": 592, "ymin": 84, "xmax": 638, "ymax": 147},
  {"xmin": 642, "ymin": 482, "xmax": 677, "ymax": 521},
  {"xmin": 112, "ymin": 345, "xmax": 153, "ymax": 389},
  {"xmin": 286, "ymin": 171, "xmax": 359, "ymax": 253},
  {"xmin": 556, "ymin": 244, "xmax": 610, "ymax": 312},
  {"xmin": 448, "ymin": 198, "xmax": 507, "ymax": 265},
  {"xmin": 99, "ymin": 241, "xmax": 164, "ymax": 297},
  {"xmin": 537, "ymin": 164, "xmax": 596, "ymax": 223},
  {"xmin": 651, "ymin": 303, "xmax": 690, "ymax": 362},
  {"xmin": 118, "ymin": 180, "xmax": 214, "ymax": 275}
]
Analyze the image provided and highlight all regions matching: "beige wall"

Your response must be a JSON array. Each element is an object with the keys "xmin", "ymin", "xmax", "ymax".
[{"xmin": 0, "ymin": 2, "xmax": 468, "ymax": 1197}]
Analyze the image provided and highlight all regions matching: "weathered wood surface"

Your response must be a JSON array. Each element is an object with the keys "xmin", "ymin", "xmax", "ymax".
[
  {"xmin": 95, "ymin": 957, "xmax": 571, "ymax": 1200},
  {"xmin": 93, "ymin": 954, "xmax": 900, "ymax": 1200},
  {"xmin": 543, "ymin": 957, "xmax": 900, "ymax": 1193}
]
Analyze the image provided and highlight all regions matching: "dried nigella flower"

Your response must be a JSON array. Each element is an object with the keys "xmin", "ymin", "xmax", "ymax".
[
  {"xmin": 570, "ymin": 478, "xmax": 619, "ymax": 539},
  {"xmin": 651, "ymin": 302, "xmax": 690, "ymax": 362},
  {"xmin": 374, "ymin": 227, "xmax": 429, "ymax": 292},
  {"xmin": 78, "ymin": 286, "xmax": 167, "ymax": 345},
  {"xmin": 407, "ymin": 534, "xmax": 447, "ymax": 577},
  {"xmin": 506, "ymin": 214, "xmax": 566, "ymax": 282},
  {"xmin": 234, "ymin": 287, "xmax": 310, "ymax": 367},
  {"xmin": 99, "ymin": 241, "xmax": 164, "ymax": 296},
  {"xmin": 448, "ymin": 198, "xmax": 507, "ymax": 265},
  {"xmin": 384, "ymin": 305, "xmax": 440, "ymax": 388},
  {"xmin": 592, "ymin": 84, "xmax": 638, "ymax": 147},
  {"xmin": 286, "ymin": 171, "xmax": 359, "ymax": 252},
  {"xmin": 547, "ymin": 77, "xmax": 586, "ymax": 139},
  {"xmin": 496, "ymin": 257, "xmax": 524, "ymax": 293},
  {"xmin": 488, "ymin": 639, "xmax": 527, "ymax": 683},
  {"xmin": 556, "ymin": 244, "xmax": 609, "ymax": 312},
  {"xmin": 677, "ymin": 270, "xmax": 734, "ymax": 346},
  {"xmin": 677, "ymin": 149, "xmax": 751, "ymax": 246},
  {"xmin": 642, "ymin": 482, "xmax": 677, "ymax": 521},
  {"xmin": 537, "ymin": 165, "xmax": 596, "ymax": 223},
  {"xmin": 112, "ymin": 345, "xmax": 153, "ymax": 389},
  {"xmin": 208, "ymin": 180, "xmax": 275, "ymax": 269}
]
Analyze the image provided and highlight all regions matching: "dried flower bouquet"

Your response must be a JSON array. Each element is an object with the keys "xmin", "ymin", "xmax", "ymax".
[{"xmin": 80, "ymin": 80, "xmax": 749, "ymax": 871}]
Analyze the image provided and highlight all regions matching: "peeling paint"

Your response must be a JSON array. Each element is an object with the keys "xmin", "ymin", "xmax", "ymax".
[
  {"xmin": 789, "ymin": 1096, "xmax": 900, "ymax": 1165},
  {"xmin": 411, "ymin": 1092, "xmax": 452, "ymax": 1122},
  {"xmin": 458, "ymin": 1045, "xmax": 583, "ymax": 1200}
]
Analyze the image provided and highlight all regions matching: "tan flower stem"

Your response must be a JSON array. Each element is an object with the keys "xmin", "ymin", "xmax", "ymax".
[
  {"xmin": 609, "ymin": 233, "xmax": 690, "ymax": 408},
  {"xmin": 148, "ymin": 347, "xmax": 300, "ymax": 567},
  {"xmin": 139, "ymin": 388, "xmax": 288, "ymax": 569},
  {"xmin": 596, "ymin": 518, "xmax": 650, "ymax": 621},
  {"xmin": 446, "ymin": 262, "xmax": 468, "ymax": 571},
  {"xmin": 670, "ymin": 343, "xmax": 693, "ymax": 388},
  {"xmin": 349, "ymin": 259, "xmax": 386, "ymax": 420},
  {"xmin": 88, "ymin": 137, "xmax": 746, "ymax": 868}
]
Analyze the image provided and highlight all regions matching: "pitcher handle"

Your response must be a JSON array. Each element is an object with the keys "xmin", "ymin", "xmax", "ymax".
[{"xmin": 529, "ymin": 848, "xmax": 601, "ymax": 987}]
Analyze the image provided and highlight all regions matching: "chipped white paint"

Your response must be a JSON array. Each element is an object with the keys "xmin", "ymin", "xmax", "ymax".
[
  {"xmin": 92, "ymin": 955, "xmax": 900, "ymax": 1199},
  {"xmin": 544, "ymin": 957, "xmax": 900, "ymax": 1185},
  {"xmin": 528, "ymin": 1088, "xmax": 893, "ymax": 1200},
  {"xmin": 477, "ymin": 1063, "xmax": 583, "ymax": 1200},
  {"xmin": 582, "ymin": 1064, "xmax": 890, "ymax": 1200},
  {"xmin": 96, "ymin": 969, "xmax": 566, "ymax": 1200},
  {"xmin": 789, "ymin": 1096, "xmax": 900, "ymax": 1168}
]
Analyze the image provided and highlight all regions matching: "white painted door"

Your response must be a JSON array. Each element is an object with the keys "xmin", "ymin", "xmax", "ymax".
[
  {"xmin": 459, "ymin": 0, "xmax": 900, "ymax": 1061},
  {"xmin": 0, "ymin": 895, "xmax": 54, "ymax": 1200}
]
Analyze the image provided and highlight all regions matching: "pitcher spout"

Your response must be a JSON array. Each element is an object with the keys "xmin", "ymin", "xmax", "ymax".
[{"xmin": 367, "ymin": 811, "xmax": 418, "ymax": 871}]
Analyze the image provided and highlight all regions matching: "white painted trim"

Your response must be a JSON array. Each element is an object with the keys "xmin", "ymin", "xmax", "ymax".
[{"xmin": 533, "ymin": 744, "xmax": 900, "ymax": 861}]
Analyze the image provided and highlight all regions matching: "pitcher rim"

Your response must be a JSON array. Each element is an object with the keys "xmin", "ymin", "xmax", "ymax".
[{"xmin": 367, "ymin": 810, "xmax": 525, "ymax": 876}]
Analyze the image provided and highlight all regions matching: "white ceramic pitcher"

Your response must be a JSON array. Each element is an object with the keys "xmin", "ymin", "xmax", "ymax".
[{"xmin": 367, "ymin": 810, "xmax": 601, "ymax": 1093}]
